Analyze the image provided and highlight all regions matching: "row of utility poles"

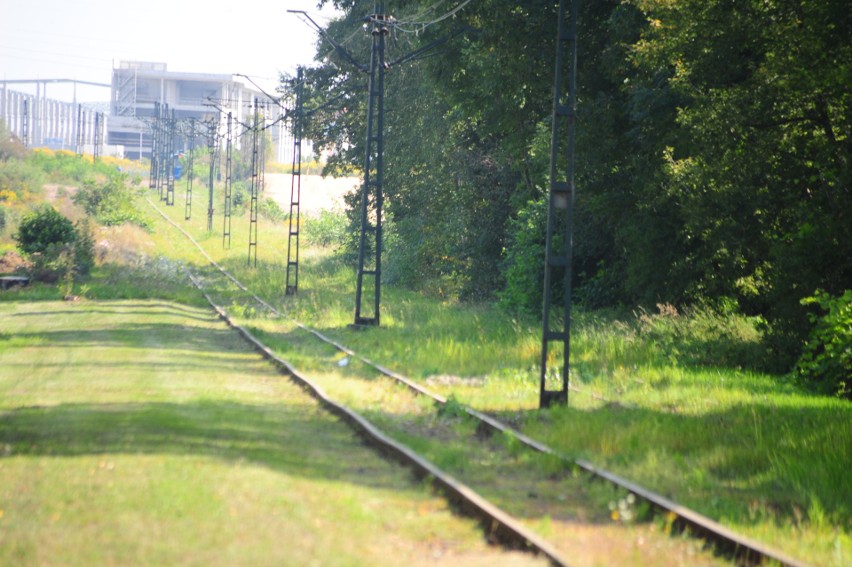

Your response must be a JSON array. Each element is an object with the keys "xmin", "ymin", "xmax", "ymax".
[
  {"xmin": 146, "ymin": 96, "xmax": 279, "ymax": 268},
  {"xmin": 139, "ymin": 0, "xmax": 577, "ymax": 410},
  {"xmin": 14, "ymin": 98, "xmax": 104, "ymax": 161},
  {"xmin": 291, "ymin": 0, "xmax": 578, "ymax": 408}
]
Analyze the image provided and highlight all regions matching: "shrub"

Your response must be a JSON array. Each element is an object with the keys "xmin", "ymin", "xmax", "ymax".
[
  {"xmin": 797, "ymin": 290, "xmax": 852, "ymax": 399},
  {"xmin": 303, "ymin": 209, "xmax": 347, "ymax": 248},
  {"xmin": 14, "ymin": 205, "xmax": 77, "ymax": 255},
  {"xmin": 0, "ymin": 158, "xmax": 45, "ymax": 203},
  {"xmin": 259, "ymin": 197, "xmax": 287, "ymax": 222},
  {"xmin": 74, "ymin": 218, "xmax": 96, "ymax": 276},
  {"xmin": 27, "ymin": 242, "xmax": 73, "ymax": 284},
  {"xmin": 498, "ymin": 198, "xmax": 547, "ymax": 315},
  {"xmin": 636, "ymin": 301, "xmax": 768, "ymax": 369},
  {"xmin": 72, "ymin": 173, "xmax": 150, "ymax": 229},
  {"xmin": 231, "ymin": 181, "xmax": 249, "ymax": 209}
]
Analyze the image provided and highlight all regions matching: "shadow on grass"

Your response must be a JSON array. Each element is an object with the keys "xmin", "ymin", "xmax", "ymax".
[
  {"xmin": 4, "ymin": 325, "xmax": 248, "ymax": 353},
  {"xmin": 0, "ymin": 400, "xmax": 404, "ymax": 490},
  {"xmin": 8, "ymin": 307, "xmax": 214, "ymax": 323}
]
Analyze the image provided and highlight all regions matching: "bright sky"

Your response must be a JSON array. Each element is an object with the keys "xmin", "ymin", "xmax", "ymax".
[{"xmin": 0, "ymin": 0, "xmax": 339, "ymax": 103}]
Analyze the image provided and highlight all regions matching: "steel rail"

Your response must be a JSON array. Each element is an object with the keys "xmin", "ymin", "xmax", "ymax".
[
  {"xmin": 186, "ymin": 273, "xmax": 568, "ymax": 566},
  {"xmin": 148, "ymin": 198, "xmax": 811, "ymax": 567}
]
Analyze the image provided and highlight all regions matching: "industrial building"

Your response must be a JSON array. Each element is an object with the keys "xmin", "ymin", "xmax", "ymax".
[{"xmin": 108, "ymin": 61, "xmax": 291, "ymax": 161}]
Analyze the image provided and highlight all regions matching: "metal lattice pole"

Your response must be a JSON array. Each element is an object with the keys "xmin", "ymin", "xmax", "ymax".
[
  {"xmin": 207, "ymin": 118, "xmax": 218, "ymax": 232},
  {"xmin": 185, "ymin": 119, "xmax": 195, "ymax": 220},
  {"xmin": 149, "ymin": 102, "xmax": 159, "ymax": 189},
  {"xmin": 93, "ymin": 112, "xmax": 102, "ymax": 163},
  {"xmin": 353, "ymin": 7, "xmax": 387, "ymax": 327},
  {"xmin": 285, "ymin": 67, "xmax": 304, "ymax": 295},
  {"xmin": 539, "ymin": 0, "xmax": 579, "ymax": 408},
  {"xmin": 21, "ymin": 99, "xmax": 29, "ymax": 149},
  {"xmin": 247, "ymin": 99, "xmax": 260, "ymax": 267},
  {"xmin": 223, "ymin": 112, "xmax": 233, "ymax": 248},
  {"xmin": 165, "ymin": 108, "xmax": 176, "ymax": 206},
  {"xmin": 76, "ymin": 104, "xmax": 84, "ymax": 156},
  {"xmin": 158, "ymin": 104, "xmax": 169, "ymax": 202}
]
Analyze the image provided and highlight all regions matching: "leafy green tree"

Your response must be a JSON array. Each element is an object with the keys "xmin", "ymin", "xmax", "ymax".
[
  {"xmin": 628, "ymin": 0, "xmax": 851, "ymax": 364},
  {"xmin": 303, "ymin": 0, "xmax": 850, "ymax": 374},
  {"xmin": 797, "ymin": 290, "xmax": 852, "ymax": 399},
  {"xmin": 14, "ymin": 205, "xmax": 76, "ymax": 255}
]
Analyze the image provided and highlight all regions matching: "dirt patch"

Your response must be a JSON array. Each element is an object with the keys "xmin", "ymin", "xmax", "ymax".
[
  {"xmin": 264, "ymin": 174, "xmax": 359, "ymax": 215},
  {"xmin": 0, "ymin": 251, "xmax": 30, "ymax": 275},
  {"xmin": 43, "ymin": 184, "xmax": 78, "ymax": 203}
]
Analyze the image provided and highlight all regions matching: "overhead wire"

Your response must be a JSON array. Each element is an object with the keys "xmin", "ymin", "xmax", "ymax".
[{"xmin": 389, "ymin": 0, "xmax": 475, "ymax": 34}]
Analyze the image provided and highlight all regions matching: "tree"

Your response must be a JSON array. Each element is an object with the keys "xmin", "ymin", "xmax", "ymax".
[{"xmin": 14, "ymin": 205, "xmax": 76, "ymax": 256}]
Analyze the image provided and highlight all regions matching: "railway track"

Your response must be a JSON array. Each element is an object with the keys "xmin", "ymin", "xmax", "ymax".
[{"xmin": 149, "ymin": 198, "xmax": 811, "ymax": 567}]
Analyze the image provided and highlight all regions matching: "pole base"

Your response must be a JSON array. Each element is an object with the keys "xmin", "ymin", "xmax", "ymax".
[{"xmin": 539, "ymin": 389, "xmax": 567, "ymax": 408}]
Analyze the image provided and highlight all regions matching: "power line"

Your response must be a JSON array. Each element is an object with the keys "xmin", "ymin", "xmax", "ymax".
[{"xmin": 389, "ymin": 0, "xmax": 476, "ymax": 34}]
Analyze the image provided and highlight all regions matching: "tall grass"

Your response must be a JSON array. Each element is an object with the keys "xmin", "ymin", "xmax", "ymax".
[{"xmin": 137, "ymin": 180, "xmax": 851, "ymax": 565}]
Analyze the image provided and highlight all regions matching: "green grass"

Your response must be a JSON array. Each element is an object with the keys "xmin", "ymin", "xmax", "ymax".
[
  {"xmin": 0, "ymin": 300, "xmax": 548, "ymax": 566},
  {"xmin": 4, "ymin": 172, "xmax": 844, "ymax": 564},
  {"xmin": 138, "ymin": 185, "xmax": 851, "ymax": 566}
]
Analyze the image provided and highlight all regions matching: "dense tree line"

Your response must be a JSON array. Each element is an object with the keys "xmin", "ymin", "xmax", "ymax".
[{"xmin": 287, "ymin": 0, "xmax": 850, "ymax": 377}]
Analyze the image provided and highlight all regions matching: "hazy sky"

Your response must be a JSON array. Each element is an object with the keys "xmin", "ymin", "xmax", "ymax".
[{"xmin": 0, "ymin": 0, "xmax": 339, "ymax": 102}]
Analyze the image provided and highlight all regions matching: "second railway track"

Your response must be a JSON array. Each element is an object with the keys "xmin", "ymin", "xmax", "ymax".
[{"xmin": 150, "ymin": 198, "xmax": 811, "ymax": 567}]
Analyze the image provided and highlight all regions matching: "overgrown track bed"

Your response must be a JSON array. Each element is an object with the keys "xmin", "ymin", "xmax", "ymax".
[
  {"xmin": 0, "ymin": 300, "xmax": 556, "ymax": 566},
  {"xmin": 190, "ymin": 277, "xmax": 568, "ymax": 565},
  {"xmin": 149, "ymin": 199, "xmax": 813, "ymax": 567}
]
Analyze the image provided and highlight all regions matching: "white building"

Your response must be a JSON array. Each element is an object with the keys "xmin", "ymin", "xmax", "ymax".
[{"xmin": 108, "ymin": 61, "xmax": 288, "ymax": 160}]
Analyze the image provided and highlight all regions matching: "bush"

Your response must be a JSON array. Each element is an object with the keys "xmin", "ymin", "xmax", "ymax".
[
  {"xmin": 259, "ymin": 197, "xmax": 287, "ymax": 222},
  {"xmin": 636, "ymin": 301, "xmax": 768, "ymax": 369},
  {"xmin": 231, "ymin": 181, "xmax": 249, "ymax": 209},
  {"xmin": 797, "ymin": 290, "xmax": 852, "ymax": 399},
  {"xmin": 73, "ymin": 218, "xmax": 96, "ymax": 276},
  {"xmin": 303, "ymin": 209, "xmax": 347, "ymax": 248},
  {"xmin": 14, "ymin": 206, "xmax": 77, "ymax": 255},
  {"xmin": 0, "ymin": 158, "xmax": 45, "ymax": 203},
  {"xmin": 27, "ymin": 242, "xmax": 73, "ymax": 284},
  {"xmin": 72, "ymin": 173, "xmax": 150, "ymax": 229},
  {"xmin": 498, "ymin": 198, "xmax": 547, "ymax": 315},
  {"xmin": 13, "ymin": 207, "xmax": 95, "ymax": 284}
]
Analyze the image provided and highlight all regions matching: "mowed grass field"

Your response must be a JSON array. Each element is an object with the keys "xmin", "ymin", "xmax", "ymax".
[{"xmin": 0, "ymin": 299, "xmax": 546, "ymax": 567}]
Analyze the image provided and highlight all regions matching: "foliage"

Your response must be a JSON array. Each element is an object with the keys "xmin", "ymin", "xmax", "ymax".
[
  {"xmin": 73, "ymin": 218, "xmax": 96, "ymax": 277},
  {"xmin": 14, "ymin": 205, "xmax": 76, "ymax": 256},
  {"xmin": 259, "ymin": 197, "xmax": 286, "ymax": 223},
  {"xmin": 0, "ymin": 157, "xmax": 45, "ymax": 205},
  {"xmin": 303, "ymin": 209, "xmax": 347, "ymax": 248},
  {"xmin": 636, "ymin": 301, "xmax": 768, "ymax": 370},
  {"xmin": 797, "ymin": 290, "xmax": 852, "ymax": 399},
  {"xmin": 299, "ymin": 0, "xmax": 850, "ymax": 376},
  {"xmin": 12, "ymin": 206, "xmax": 95, "ymax": 283},
  {"xmin": 0, "ymin": 118, "xmax": 26, "ymax": 162},
  {"xmin": 72, "ymin": 172, "xmax": 150, "ymax": 229},
  {"xmin": 25, "ymin": 242, "xmax": 75, "ymax": 284},
  {"xmin": 231, "ymin": 180, "xmax": 249, "ymax": 209},
  {"xmin": 498, "ymin": 198, "xmax": 547, "ymax": 315},
  {"xmin": 26, "ymin": 148, "xmax": 134, "ymax": 183},
  {"xmin": 623, "ymin": 0, "xmax": 851, "ymax": 359}
]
